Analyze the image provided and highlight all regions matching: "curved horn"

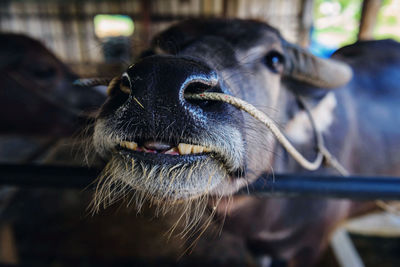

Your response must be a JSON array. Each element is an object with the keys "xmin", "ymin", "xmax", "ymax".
[{"xmin": 283, "ymin": 42, "xmax": 353, "ymax": 89}]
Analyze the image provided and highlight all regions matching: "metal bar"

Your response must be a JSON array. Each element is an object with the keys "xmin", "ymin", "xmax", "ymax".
[
  {"xmin": 0, "ymin": 164, "xmax": 100, "ymax": 189},
  {"xmin": 243, "ymin": 173, "xmax": 400, "ymax": 200},
  {"xmin": 0, "ymin": 164, "xmax": 400, "ymax": 200}
]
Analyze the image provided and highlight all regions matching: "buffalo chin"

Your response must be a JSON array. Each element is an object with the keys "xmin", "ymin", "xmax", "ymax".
[{"xmin": 92, "ymin": 150, "xmax": 228, "ymax": 212}]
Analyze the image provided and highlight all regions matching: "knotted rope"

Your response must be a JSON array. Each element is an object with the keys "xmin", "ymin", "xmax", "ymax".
[
  {"xmin": 186, "ymin": 92, "xmax": 400, "ymax": 215},
  {"xmin": 185, "ymin": 92, "xmax": 348, "ymax": 175}
]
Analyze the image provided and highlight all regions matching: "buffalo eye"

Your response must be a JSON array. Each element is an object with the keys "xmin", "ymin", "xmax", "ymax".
[
  {"xmin": 263, "ymin": 50, "xmax": 285, "ymax": 74},
  {"xmin": 107, "ymin": 76, "xmax": 130, "ymax": 96}
]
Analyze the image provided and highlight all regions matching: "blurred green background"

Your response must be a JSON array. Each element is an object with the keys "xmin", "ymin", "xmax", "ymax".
[{"xmin": 313, "ymin": 0, "xmax": 400, "ymax": 48}]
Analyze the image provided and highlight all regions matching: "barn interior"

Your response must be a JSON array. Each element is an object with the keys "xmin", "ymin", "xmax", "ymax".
[{"xmin": 0, "ymin": 0, "xmax": 400, "ymax": 266}]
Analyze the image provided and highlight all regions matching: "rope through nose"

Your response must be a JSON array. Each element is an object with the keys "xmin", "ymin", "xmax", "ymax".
[
  {"xmin": 75, "ymin": 76, "xmax": 342, "ymax": 173},
  {"xmin": 185, "ymin": 93, "xmax": 340, "ymax": 175},
  {"xmin": 185, "ymin": 93, "xmax": 400, "ymax": 216}
]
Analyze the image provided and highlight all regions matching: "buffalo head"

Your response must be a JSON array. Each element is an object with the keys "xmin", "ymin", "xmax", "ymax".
[
  {"xmin": 0, "ymin": 33, "xmax": 105, "ymax": 136},
  {"xmin": 93, "ymin": 19, "xmax": 352, "ymax": 214}
]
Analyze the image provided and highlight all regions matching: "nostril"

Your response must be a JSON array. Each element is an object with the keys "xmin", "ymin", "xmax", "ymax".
[
  {"xmin": 184, "ymin": 81, "xmax": 221, "ymax": 108},
  {"xmin": 184, "ymin": 81, "xmax": 213, "ymax": 95}
]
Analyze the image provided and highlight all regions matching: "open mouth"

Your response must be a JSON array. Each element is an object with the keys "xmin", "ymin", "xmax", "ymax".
[
  {"xmin": 92, "ymin": 139, "xmax": 229, "ymax": 203},
  {"xmin": 92, "ymin": 120, "xmax": 245, "ymax": 205},
  {"xmin": 119, "ymin": 140, "xmax": 213, "ymax": 156}
]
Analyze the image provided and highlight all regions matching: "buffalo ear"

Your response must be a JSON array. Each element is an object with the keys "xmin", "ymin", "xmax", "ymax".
[{"xmin": 283, "ymin": 42, "xmax": 353, "ymax": 89}]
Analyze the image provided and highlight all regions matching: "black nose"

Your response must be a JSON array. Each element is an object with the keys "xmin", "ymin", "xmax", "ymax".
[
  {"xmin": 99, "ymin": 55, "xmax": 241, "ymax": 142},
  {"xmin": 125, "ymin": 56, "xmax": 224, "ymax": 115}
]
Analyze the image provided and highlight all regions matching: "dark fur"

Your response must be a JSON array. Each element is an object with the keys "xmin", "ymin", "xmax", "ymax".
[{"xmin": 93, "ymin": 19, "xmax": 400, "ymax": 266}]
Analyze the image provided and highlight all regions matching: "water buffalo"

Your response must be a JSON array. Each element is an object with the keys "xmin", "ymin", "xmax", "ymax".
[
  {"xmin": 90, "ymin": 19, "xmax": 400, "ymax": 266},
  {"xmin": 0, "ymin": 33, "xmax": 105, "ymax": 136}
]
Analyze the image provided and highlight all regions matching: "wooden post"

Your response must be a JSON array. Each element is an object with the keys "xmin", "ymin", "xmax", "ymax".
[
  {"xmin": 140, "ymin": 0, "xmax": 151, "ymax": 45},
  {"xmin": 222, "ymin": 0, "xmax": 228, "ymax": 17},
  {"xmin": 222, "ymin": 0, "xmax": 239, "ymax": 18},
  {"xmin": 358, "ymin": 0, "xmax": 382, "ymax": 41},
  {"xmin": 299, "ymin": 0, "xmax": 314, "ymax": 47},
  {"xmin": 0, "ymin": 224, "xmax": 18, "ymax": 264}
]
